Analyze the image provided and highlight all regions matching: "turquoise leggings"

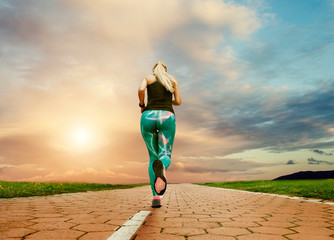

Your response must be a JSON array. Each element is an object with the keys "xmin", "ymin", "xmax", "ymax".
[{"xmin": 140, "ymin": 110, "xmax": 176, "ymax": 196}]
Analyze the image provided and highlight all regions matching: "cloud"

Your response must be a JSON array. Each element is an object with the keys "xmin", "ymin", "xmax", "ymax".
[
  {"xmin": 307, "ymin": 157, "xmax": 334, "ymax": 165},
  {"xmin": 1, "ymin": 0, "xmax": 333, "ymax": 183},
  {"xmin": 238, "ymin": 9, "xmax": 334, "ymax": 87},
  {"xmin": 176, "ymin": 79, "xmax": 334, "ymax": 158},
  {"xmin": 0, "ymin": 134, "xmax": 58, "ymax": 165},
  {"xmin": 6, "ymin": 167, "xmax": 147, "ymax": 184},
  {"xmin": 0, "ymin": 131, "xmax": 149, "ymax": 181},
  {"xmin": 0, "ymin": 0, "xmax": 262, "ymax": 127},
  {"xmin": 0, "ymin": 0, "xmax": 265, "ymax": 182},
  {"xmin": 226, "ymin": 82, "xmax": 334, "ymax": 151},
  {"xmin": 0, "ymin": 0, "xmax": 261, "ymax": 88},
  {"xmin": 286, "ymin": 160, "xmax": 295, "ymax": 165},
  {"xmin": 190, "ymin": 0, "xmax": 260, "ymax": 37},
  {"xmin": 313, "ymin": 149, "xmax": 333, "ymax": 156},
  {"xmin": 169, "ymin": 157, "xmax": 271, "ymax": 174}
]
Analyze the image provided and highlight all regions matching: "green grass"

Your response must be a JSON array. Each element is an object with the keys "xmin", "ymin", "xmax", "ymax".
[
  {"xmin": 196, "ymin": 179, "xmax": 334, "ymax": 201},
  {"xmin": 0, "ymin": 181, "xmax": 148, "ymax": 198}
]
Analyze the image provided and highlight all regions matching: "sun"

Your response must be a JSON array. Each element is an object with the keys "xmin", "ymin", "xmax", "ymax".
[
  {"xmin": 71, "ymin": 127, "xmax": 92, "ymax": 149},
  {"xmin": 73, "ymin": 128, "xmax": 89, "ymax": 144},
  {"xmin": 52, "ymin": 121, "xmax": 104, "ymax": 153}
]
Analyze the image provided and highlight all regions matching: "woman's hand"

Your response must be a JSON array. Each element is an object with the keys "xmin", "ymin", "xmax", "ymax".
[{"xmin": 141, "ymin": 107, "xmax": 145, "ymax": 113}]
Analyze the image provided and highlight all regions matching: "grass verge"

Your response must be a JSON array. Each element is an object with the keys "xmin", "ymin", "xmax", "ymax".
[
  {"xmin": 0, "ymin": 181, "xmax": 148, "ymax": 198},
  {"xmin": 196, "ymin": 179, "xmax": 334, "ymax": 201}
]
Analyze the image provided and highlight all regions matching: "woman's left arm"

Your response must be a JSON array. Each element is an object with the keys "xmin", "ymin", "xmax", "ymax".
[
  {"xmin": 172, "ymin": 79, "xmax": 181, "ymax": 106},
  {"xmin": 138, "ymin": 77, "xmax": 147, "ymax": 113}
]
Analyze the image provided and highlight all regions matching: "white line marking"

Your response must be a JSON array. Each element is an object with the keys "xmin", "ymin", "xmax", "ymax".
[
  {"xmin": 208, "ymin": 186, "xmax": 334, "ymax": 205},
  {"xmin": 107, "ymin": 210, "xmax": 151, "ymax": 240}
]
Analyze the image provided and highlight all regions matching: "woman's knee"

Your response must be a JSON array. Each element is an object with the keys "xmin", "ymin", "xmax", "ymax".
[{"xmin": 159, "ymin": 155, "xmax": 171, "ymax": 169}]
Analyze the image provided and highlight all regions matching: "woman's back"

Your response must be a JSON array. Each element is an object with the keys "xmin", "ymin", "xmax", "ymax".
[{"xmin": 144, "ymin": 76, "xmax": 174, "ymax": 114}]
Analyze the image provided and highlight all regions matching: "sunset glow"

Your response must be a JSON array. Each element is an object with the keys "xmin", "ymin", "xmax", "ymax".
[
  {"xmin": 71, "ymin": 127, "xmax": 91, "ymax": 149},
  {"xmin": 0, "ymin": 0, "xmax": 333, "ymax": 184}
]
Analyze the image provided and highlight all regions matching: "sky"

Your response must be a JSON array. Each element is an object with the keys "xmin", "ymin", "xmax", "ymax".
[{"xmin": 0, "ymin": 0, "xmax": 333, "ymax": 184}]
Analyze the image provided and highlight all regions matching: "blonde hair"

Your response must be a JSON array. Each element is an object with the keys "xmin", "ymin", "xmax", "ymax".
[{"xmin": 153, "ymin": 60, "xmax": 176, "ymax": 93}]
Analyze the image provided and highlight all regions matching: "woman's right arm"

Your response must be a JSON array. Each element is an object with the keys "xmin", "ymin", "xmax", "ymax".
[
  {"xmin": 138, "ymin": 77, "xmax": 147, "ymax": 113},
  {"xmin": 172, "ymin": 80, "xmax": 181, "ymax": 106}
]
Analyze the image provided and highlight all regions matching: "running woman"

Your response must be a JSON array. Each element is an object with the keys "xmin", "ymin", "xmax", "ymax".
[{"xmin": 138, "ymin": 61, "xmax": 182, "ymax": 208}]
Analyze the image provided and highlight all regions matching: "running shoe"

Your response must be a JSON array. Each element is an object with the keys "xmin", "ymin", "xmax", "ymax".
[
  {"xmin": 153, "ymin": 159, "xmax": 167, "ymax": 195},
  {"xmin": 151, "ymin": 196, "xmax": 161, "ymax": 208}
]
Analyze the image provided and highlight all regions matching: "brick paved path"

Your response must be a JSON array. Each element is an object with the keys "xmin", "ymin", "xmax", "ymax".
[{"xmin": 1, "ymin": 183, "xmax": 333, "ymax": 240}]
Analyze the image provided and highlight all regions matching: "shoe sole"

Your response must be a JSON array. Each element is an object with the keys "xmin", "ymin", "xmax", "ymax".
[
  {"xmin": 153, "ymin": 159, "xmax": 167, "ymax": 195},
  {"xmin": 151, "ymin": 198, "xmax": 161, "ymax": 208}
]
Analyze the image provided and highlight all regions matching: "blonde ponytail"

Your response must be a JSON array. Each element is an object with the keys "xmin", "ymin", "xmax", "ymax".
[{"xmin": 153, "ymin": 61, "xmax": 176, "ymax": 93}]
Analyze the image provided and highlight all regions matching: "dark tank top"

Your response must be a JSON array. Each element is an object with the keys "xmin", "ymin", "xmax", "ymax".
[{"xmin": 143, "ymin": 76, "xmax": 175, "ymax": 114}]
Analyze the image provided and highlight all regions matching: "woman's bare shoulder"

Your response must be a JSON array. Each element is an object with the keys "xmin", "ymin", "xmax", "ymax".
[{"xmin": 145, "ymin": 74, "xmax": 156, "ymax": 84}]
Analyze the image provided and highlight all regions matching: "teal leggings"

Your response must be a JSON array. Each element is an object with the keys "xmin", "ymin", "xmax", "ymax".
[{"xmin": 140, "ymin": 110, "xmax": 176, "ymax": 196}]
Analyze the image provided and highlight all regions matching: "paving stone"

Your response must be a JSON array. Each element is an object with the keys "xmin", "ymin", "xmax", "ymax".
[
  {"xmin": 0, "ymin": 228, "xmax": 36, "ymax": 238},
  {"xmin": 135, "ymin": 233, "xmax": 185, "ymax": 239},
  {"xmin": 180, "ymin": 214, "xmax": 211, "ymax": 219},
  {"xmin": 24, "ymin": 229, "xmax": 85, "ymax": 239},
  {"xmin": 72, "ymin": 223, "xmax": 118, "ymax": 232},
  {"xmin": 135, "ymin": 225, "xmax": 161, "ymax": 235},
  {"xmin": 265, "ymin": 216, "xmax": 300, "ymax": 222},
  {"xmin": 237, "ymin": 233, "xmax": 288, "ymax": 239},
  {"xmin": 78, "ymin": 231, "xmax": 114, "ymax": 240},
  {"xmin": 0, "ymin": 238, "xmax": 22, "ymax": 240},
  {"xmin": 200, "ymin": 211, "xmax": 229, "ymax": 215},
  {"xmin": 291, "ymin": 226, "xmax": 334, "ymax": 236},
  {"xmin": 254, "ymin": 220, "xmax": 298, "ymax": 228},
  {"xmin": 155, "ymin": 213, "xmax": 181, "ymax": 218},
  {"xmin": 29, "ymin": 222, "xmax": 77, "ymax": 231},
  {"xmin": 0, "ymin": 221, "xmax": 35, "ymax": 231},
  {"xmin": 295, "ymin": 216, "xmax": 333, "ymax": 222},
  {"xmin": 249, "ymin": 226, "xmax": 295, "ymax": 235},
  {"xmin": 198, "ymin": 217, "xmax": 234, "ymax": 223},
  {"xmin": 207, "ymin": 226, "xmax": 250, "ymax": 236},
  {"xmin": 221, "ymin": 220, "xmax": 261, "ymax": 228},
  {"xmin": 182, "ymin": 222, "xmax": 221, "ymax": 229},
  {"xmin": 144, "ymin": 220, "xmax": 183, "ymax": 228},
  {"xmin": 289, "ymin": 220, "xmax": 332, "ymax": 228},
  {"xmin": 105, "ymin": 219, "xmax": 129, "ymax": 226},
  {"xmin": 188, "ymin": 234, "xmax": 236, "ymax": 240},
  {"xmin": 287, "ymin": 233, "xmax": 334, "ymax": 240},
  {"xmin": 32, "ymin": 213, "xmax": 63, "ymax": 218},
  {"xmin": 94, "ymin": 215, "xmax": 119, "ymax": 223},
  {"xmin": 30, "ymin": 217, "xmax": 70, "ymax": 223},
  {"xmin": 165, "ymin": 217, "xmax": 199, "ymax": 223},
  {"xmin": 163, "ymin": 227, "xmax": 206, "ymax": 236}
]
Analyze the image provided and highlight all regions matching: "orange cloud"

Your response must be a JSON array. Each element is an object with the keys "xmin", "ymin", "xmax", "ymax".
[{"xmin": 0, "ymin": 0, "xmax": 274, "ymax": 184}]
